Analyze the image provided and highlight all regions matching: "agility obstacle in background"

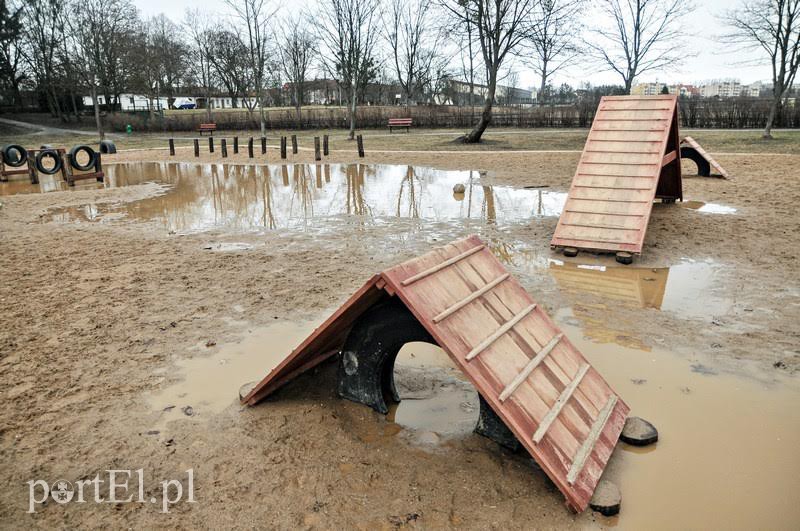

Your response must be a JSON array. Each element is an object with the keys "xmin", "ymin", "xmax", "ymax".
[
  {"xmin": 550, "ymin": 95, "xmax": 683, "ymax": 264},
  {"xmin": 0, "ymin": 142, "xmax": 114, "ymax": 186},
  {"xmin": 244, "ymin": 236, "xmax": 630, "ymax": 513},
  {"xmin": 680, "ymin": 136, "xmax": 729, "ymax": 178}
]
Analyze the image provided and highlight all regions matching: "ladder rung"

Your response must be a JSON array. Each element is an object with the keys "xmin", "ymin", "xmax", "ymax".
[
  {"xmin": 533, "ymin": 364, "xmax": 590, "ymax": 443},
  {"xmin": 499, "ymin": 333, "xmax": 563, "ymax": 402},
  {"xmin": 432, "ymin": 273, "xmax": 510, "ymax": 323},
  {"xmin": 465, "ymin": 304, "xmax": 537, "ymax": 361},
  {"xmin": 567, "ymin": 395, "xmax": 618, "ymax": 485},
  {"xmin": 561, "ymin": 222, "xmax": 640, "ymax": 231},
  {"xmin": 401, "ymin": 245, "xmax": 484, "ymax": 286}
]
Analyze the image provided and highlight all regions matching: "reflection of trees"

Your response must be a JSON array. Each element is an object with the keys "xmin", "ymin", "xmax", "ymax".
[
  {"xmin": 345, "ymin": 164, "xmax": 370, "ymax": 216},
  {"xmin": 290, "ymin": 164, "xmax": 315, "ymax": 227},
  {"xmin": 260, "ymin": 166, "xmax": 276, "ymax": 229},
  {"xmin": 396, "ymin": 165, "xmax": 420, "ymax": 218}
]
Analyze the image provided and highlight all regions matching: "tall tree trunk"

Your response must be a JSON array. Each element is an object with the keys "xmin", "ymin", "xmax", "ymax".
[
  {"xmin": 91, "ymin": 85, "xmax": 105, "ymax": 140},
  {"xmin": 348, "ymin": 87, "xmax": 357, "ymax": 140},
  {"xmin": 763, "ymin": 94, "xmax": 780, "ymax": 139},
  {"xmin": 464, "ymin": 70, "xmax": 496, "ymax": 143},
  {"xmin": 70, "ymin": 91, "xmax": 81, "ymax": 122},
  {"xmin": 538, "ymin": 61, "xmax": 548, "ymax": 105}
]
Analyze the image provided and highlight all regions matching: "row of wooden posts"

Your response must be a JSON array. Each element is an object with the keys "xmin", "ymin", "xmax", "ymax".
[{"xmin": 168, "ymin": 134, "xmax": 365, "ymax": 160}]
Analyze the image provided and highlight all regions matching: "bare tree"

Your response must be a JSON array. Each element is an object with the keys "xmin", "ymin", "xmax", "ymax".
[
  {"xmin": 384, "ymin": 0, "xmax": 446, "ymax": 105},
  {"xmin": 276, "ymin": 14, "xmax": 313, "ymax": 124},
  {"xmin": 183, "ymin": 9, "xmax": 215, "ymax": 122},
  {"xmin": 315, "ymin": 0, "xmax": 381, "ymax": 140},
  {"xmin": 0, "ymin": 0, "xmax": 24, "ymax": 110},
  {"xmin": 208, "ymin": 28, "xmax": 251, "ymax": 109},
  {"xmin": 523, "ymin": 0, "xmax": 584, "ymax": 104},
  {"xmin": 225, "ymin": 0, "xmax": 274, "ymax": 136},
  {"xmin": 586, "ymin": 0, "xmax": 694, "ymax": 94},
  {"xmin": 442, "ymin": 0, "xmax": 536, "ymax": 143},
  {"xmin": 20, "ymin": 0, "xmax": 67, "ymax": 119},
  {"xmin": 722, "ymin": 0, "xmax": 800, "ymax": 138}
]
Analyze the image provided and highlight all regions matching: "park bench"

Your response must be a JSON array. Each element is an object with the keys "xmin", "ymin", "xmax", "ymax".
[
  {"xmin": 198, "ymin": 123, "xmax": 217, "ymax": 135},
  {"xmin": 388, "ymin": 118, "xmax": 412, "ymax": 133}
]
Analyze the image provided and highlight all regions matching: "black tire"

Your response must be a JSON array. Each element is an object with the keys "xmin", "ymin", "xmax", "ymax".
[
  {"xmin": 679, "ymin": 146, "xmax": 711, "ymax": 177},
  {"xmin": 35, "ymin": 149, "xmax": 63, "ymax": 175},
  {"xmin": 69, "ymin": 145, "xmax": 98, "ymax": 171},
  {"xmin": 2, "ymin": 144, "xmax": 27, "ymax": 167},
  {"xmin": 99, "ymin": 140, "xmax": 117, "ymax": 154}
]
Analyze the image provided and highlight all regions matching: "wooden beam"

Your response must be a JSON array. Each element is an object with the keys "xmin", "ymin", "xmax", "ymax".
[
  {"xmin": 661, "ymin": 150, "xmax": 678, "ymax": 167},
  {"xmin": 465, "ymin": 304, "xmax": 537, "ymax": 361},
  {"xmin": 533, "ymin": 364, "xmax": 590, "ymax": 443},
  {"xmin": 432, "ymin": 273, "xmax": 510, "ymax": 323},
  {"xmin": 499, "ymin": 333, "xmax": 563, "ymax": 402},
  {"xmin": 401, "ymin": 245, "xmax": 484, "ymax": 286},
  {"xmin": 567, "ymin": 395, "xmax": 618, "ymax": 485}
]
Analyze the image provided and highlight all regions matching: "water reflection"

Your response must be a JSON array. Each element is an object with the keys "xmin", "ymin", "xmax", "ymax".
[{"xmin": 44, "ymin": 162, "xmax": 568, "ymax": 233}]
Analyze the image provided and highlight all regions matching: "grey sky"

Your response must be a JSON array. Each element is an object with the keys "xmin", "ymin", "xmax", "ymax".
[{"xmin": 132, "ymin": 0, "xmax": 771, "ymax": 89}]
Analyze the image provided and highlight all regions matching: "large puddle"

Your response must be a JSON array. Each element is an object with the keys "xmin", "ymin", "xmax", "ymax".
[
  {"xmin": 148, "ymin": 312, "xmax": 800, "ymax": 529},
  {"xmin": 38, "ymin": 162, "xmax": 567, "ymax": 231}
]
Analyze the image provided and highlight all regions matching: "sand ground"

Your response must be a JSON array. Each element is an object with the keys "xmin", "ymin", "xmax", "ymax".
[{"xmin": 1, "ymin": 136, "xmax": 799, "ymax": 529}]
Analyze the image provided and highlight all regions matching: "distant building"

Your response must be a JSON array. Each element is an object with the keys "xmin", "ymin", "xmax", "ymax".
[
  {"xmin": 700, "ymin": 80, "xmax": 742, "ymax": 98},
  {"xmin": 631, "ymin": 82, "xmax": 667, "ymax": 96},
  {"xmin": 436, "ymin": 80, "xmax": 534, "ymax": 105},
  {"xmin": 82, "ymin": 93, "xmax": 168, "ymax": 111}
]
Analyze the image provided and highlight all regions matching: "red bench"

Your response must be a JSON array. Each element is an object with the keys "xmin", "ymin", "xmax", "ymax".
[
  {"xmin": 388, "ymin": 118, "xmax": 412, "ymax": 133},
  {"xmin": 198, "ymin": 123, "xmax": 217, "ymax": 135}
]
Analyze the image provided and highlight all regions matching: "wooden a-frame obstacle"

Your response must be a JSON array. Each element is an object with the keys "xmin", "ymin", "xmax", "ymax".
[
  {"xmin": 680, "ymin": 136, "xmax": 729, "ymax": 178},
  {"xmin": 551, "ymin": 95, "xmax": 683, "ymax": 264},
  {"xmin": 243, "ymin": 236, "xmax": 629, "ymax": 513}
]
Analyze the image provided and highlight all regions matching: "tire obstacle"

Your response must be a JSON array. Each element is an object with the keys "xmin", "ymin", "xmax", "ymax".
[
  {"xmin": 0, "ymin": 143, "xmax": 104, "ymax": 186},
  {"xmin": 243, "ymin": 236, "xmax": 632, "ymax": 513},
  {"xmin": 550, "ymin": 95, "xmax": 683, "ymax": 264},
  {"xmin": 680, "ymin": 136, "xmax": 728, "ymax": 178}
]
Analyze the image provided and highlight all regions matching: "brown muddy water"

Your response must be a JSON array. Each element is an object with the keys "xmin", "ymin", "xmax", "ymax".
[
  {"xmin": 148, "ymin": 309, "xmax": 800, "ymax": 530},
  {"xmin": 34, "ymin": 162, "xmax": 567, "ymax": 232}
]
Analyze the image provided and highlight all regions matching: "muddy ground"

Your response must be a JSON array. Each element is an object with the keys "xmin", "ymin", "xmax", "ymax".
[{"xmin": 1, "ymin": 143, "xmax": 799, "ymax": 529}]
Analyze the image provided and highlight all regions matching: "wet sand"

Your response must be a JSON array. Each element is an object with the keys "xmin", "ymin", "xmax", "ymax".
[{"xmin": 1, "ymin": 146, "xmax": 799, "ymax": 529}]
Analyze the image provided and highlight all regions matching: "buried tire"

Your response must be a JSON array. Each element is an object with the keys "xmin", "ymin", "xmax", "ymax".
[
  {"xmin": 69, "ymin": 145, "xmax": 98, "ymax": 171},
  {"xmin": 99, "ymin": 140, "xmax": 117, "ymax": 154},
  {"xmin": 35, "ymin": 149, "xmax": 63, "ymax": 175},
  {"xmin": 337, "ymin": 297, "xmax": 435, "ymax": 414},
  {"xmin": 2, "ymin": 144, "xmax": 28, "ymax": 167}
]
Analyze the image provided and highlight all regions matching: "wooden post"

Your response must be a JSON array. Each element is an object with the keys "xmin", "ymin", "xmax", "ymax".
[
  {"xmin": 357, "ymin": 134, "xmax": 365, "ymax": 158},
  {"xmin": 261, "ymin": 136, "xmax": 267, "ymax": 154},
  {"xmin": 323, "ymin": 134, "xmax": 329, "ymax": 156},
  {"xmin": 280, "ymin": 137, "xmax": 287, "ymax": 159},
  {"xmin": 209, "ymin": 137, "xmax": 214, "ymax": 153},
  {"xmin": 221, "ymin": 138, "xmax": 228, "ymax": 157},
  {"xmin": 314, "ymin": 137, "xmax": 321, "ymax": 161},
  {"xmin": 291, "ymin": 134, "xmax": 298, "ymax": 154},
  {"xmin": 95, "ymin": 152, "xmax": 104, "ymax": 182},
  {"xmin": 194, "ymin": 139, "xmax": 200, "ymax": 157},
  {"xmin": 28, "ymin": 156, "xmax": 38, "ymax": 185},
  {"xmin": 233, "ymin": 136, "xmax": 239, "ymax": 154},
  {"xmin": 248, "ymin": 137, "xmax": 254, "ymax": 158},
  {"xmin": 168, "ymin": 138, "xmax": 175, "ymax": 156}
]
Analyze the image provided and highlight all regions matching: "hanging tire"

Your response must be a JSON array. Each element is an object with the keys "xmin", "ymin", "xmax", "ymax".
[
  {"xmin": 69, "ymin": 145, "xmax": 98, "ymax": 171},
  {"xmin": 35, "ymin": 149, "xmax": 63, "ymax": 175},
  {"xmin": 2, "ymin": 144, "xmax": 28, "ymax": 167},
  {"xmin": 99, "ymin": 140, "xmax": 117, "ymax": 154}
]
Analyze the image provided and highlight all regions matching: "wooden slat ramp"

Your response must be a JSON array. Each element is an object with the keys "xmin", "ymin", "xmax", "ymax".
[
  {"xmin": 243, "ymin": 235, "xmax": 629, "ymax": 512},
  {"xmin": 551, "ymin": 95, "xmax": 683, "ymax": 257}
]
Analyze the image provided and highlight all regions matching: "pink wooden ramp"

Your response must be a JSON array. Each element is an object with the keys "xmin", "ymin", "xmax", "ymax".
[
  {"xmin": 551, "ymin": 95, "xmax": 682, "ymax": 257},
  {"xmin": 681, "ymin": 136, "xmax": 729, "ymax": 178},
  {"xmin": 243, "ymin": 236, "xmax": 629, "ymax": 512}
]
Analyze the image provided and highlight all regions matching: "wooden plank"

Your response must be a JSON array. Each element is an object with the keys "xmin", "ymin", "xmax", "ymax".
[
  {"xmin": 401, "ymin": 244, "xmax": 484, "ymax": 286},
  {"xmin": 499, "ymin": 333, "xmax": 563, "ymax": 402},
  {"xmin": 432, "ymin": 273, "xmax": 510, "ymax": 323},
  {"xmin": 465, "ymin": 303, "xmax": 537, "ymax": 361},
  {"xmin": 534, "ymin": 364, "xmax": 591, "ymax": 443},
  {"xmin": 662, "ymin": 150, "xmax": 678, "ymax": 167},
  {"xmin": 567, "ymin": 395, "xmax": 619, "ymax": 485}
]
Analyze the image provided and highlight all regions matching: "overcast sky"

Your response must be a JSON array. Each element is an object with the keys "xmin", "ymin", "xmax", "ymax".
[{"xmin": 132, "ymin": 0, "xmax": 771, "ymax": 89}]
